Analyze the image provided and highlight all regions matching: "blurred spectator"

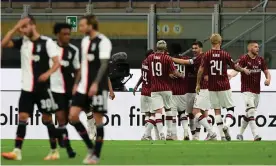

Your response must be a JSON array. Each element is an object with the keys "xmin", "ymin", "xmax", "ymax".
[{"xmin": 264, "ymin": 52, "xmax": 272, "ymax": 68}]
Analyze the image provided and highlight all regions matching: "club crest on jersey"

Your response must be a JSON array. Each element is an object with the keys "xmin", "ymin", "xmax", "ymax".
[
  {"xmin": 258, "ymin": 61, "xmax": 261, "ymax": 65},
  {"xmin": 36, "ymin": 44, "xmax": 41, "ymax": 52},
  {"xmin": 68, "ymin": 52, "xmax": 72, "ymax": 59},
  {"xmin": 91, "ymin": 43, "xmax": 96, "ymax": 51},
  {"xmin": 87, "ymin": 54, "xmax": 95, "ymax": 61},
  {"xmin": 32, "ymin": 55, "xmax": 40, "ymax": 62}
]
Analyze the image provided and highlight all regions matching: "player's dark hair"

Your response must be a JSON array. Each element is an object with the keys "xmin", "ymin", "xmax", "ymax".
[
  {"xmin": 53, "ymin": 23, "xmax": 72, "ymax": 35},
  {"xmin": 169, "ymin": 43, "xmax": 182, "ymax": 56},
  {"xmin": 81, "ymin": 15, "xmax": 98, "ymax": 31},
  {"xmin": 25, "ymin": 14, "xmax": 36, "ymax": 25},
  {"xmin": 247, "ymin": 40, "xmax": 258, "ymax": 45},
  {"xmin": 145, "ymin": 49, "xmax": 154, "ymax": 57},
  {"xmin": 192, "ymin": 41, "xmax": 203, "ymax": 48}
]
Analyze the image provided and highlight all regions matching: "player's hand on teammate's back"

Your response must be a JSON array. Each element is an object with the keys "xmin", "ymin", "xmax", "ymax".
[
  {"xmin": 88, "ymin": 83, "xmax": 98, "ymax": 97},
  {"xmin": 109, "ymin": 92, "xmax": 115, "ymax": 100},
  {"xmin": 264, "ymin": 79, "xmax": 270, "ymax": 86},
  {"xmin": 169, "ymin": 73, "xmax": 177, "ymax": 79},
  {"xmin": 38, "ymin": 72, "xmax": 50, "ymax": 82}
]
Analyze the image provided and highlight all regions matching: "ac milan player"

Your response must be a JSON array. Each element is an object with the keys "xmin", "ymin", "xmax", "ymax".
[
  {"xmin": 196, "ymin": 34, "xmax": 250, "ymax": 141},
  {"xmin": 172, "ymin": 41, "xmax": 215, "ymax": 140},
  {"xmin": 147, "ymin": 40, "xmax": 182, "ymax": 140},
  {"xmin": 1, "ymin": 16, "xmax": 60, "ymax": 160},
  {"xmin": 229, "ymin": 41, "xmax": 271, "ymax": 141},
  {"xmin": 133, "ymin": 49, "xmax": 159, "ymax": 140}
]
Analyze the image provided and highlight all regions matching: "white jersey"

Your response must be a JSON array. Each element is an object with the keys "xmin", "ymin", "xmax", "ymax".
[
  {"xmin": 12, "ymin": 35, "xmax": 58, "ymax": 92},
  {"xmin": 51, "ymin": 43, "xmax": 80, "ymax": 94},
  {"xmin": 77, "ymin": 33, "xmax": 112, "ymax": 94}
]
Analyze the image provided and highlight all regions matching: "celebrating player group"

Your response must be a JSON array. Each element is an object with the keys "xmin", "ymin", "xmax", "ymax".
[{"xmin": 134, "ymin": 34, "xmax": 271, "ymax": 142}]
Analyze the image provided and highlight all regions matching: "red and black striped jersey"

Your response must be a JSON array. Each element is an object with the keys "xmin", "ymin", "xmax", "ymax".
[
  {"xmin": 201, "ymin": 49, "xmax": 235, "ymax": 91},
  {"xmin": 237, "ymin": 54, "xmax": 268, "ymax": 94},
  {"xmin": 146, "ymin": 52, "xmax": 176, "ymax": 92},
  {"xmin": 171, "ymin": 56, "xmax": 186, "ymax": 95},
  {"xmin": 141, "ymin": 58, "xmax": 151, "ymax": 96},
  {"xmin": 193, "ymin": 53, "xmax": 208, "ymax": 89}
]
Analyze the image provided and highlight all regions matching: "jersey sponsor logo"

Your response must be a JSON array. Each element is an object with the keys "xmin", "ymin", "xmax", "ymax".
[
  {"xmin": 60, "ymin": 60, "xmax": 70, "ymax": 67},
  {"xmin": 32, "ymin": 55, "xmax": 40, "ymax": 62},
  {"xmin": 87, "ymin": 54, "xmax": 95, "ymax": 62},
  {"xmin": 36, "ymin": 44, "xmax": 41, "ymax": 52},
  {"xmin": 91, "ymin": 43, "xmax": 96, "ymax": 51},
  {"xmin": 68, "ymin": 52, "xmax": 72, "ymax": 59}
]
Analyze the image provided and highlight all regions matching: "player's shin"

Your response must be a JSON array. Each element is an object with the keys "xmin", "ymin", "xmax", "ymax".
[
  {"xmin": 188, "ymin": 113, "xmax": 196, "ymax": 139},
  {"xmin": 56, "ymin": 125, "xmax": 76, "ymax": 158},
  {"xmin": 225, "ymin": 107, "xmax": 235, "ymax": 128},
  {"xmin": 247, "ymin": 108, "xmax": 258, "ymax": 138},
  {"xmin": 144, "ymin": 113, "xmax": 150, "ymax": 128},
  {"xmin": 179, "ymin": 112, "xmax": 189, "ymax": 139},
  {"xmin": 43, "ymin": 121, "xmax": 57, "ymax": 150},
  {"xmin": 239, "ymin": 113, "xmax": 249, "ymax": 135},
  {"xmin": 93, "ymin": 113, "xmax": 105, "ymax": 159},
  {"xmin": 171, "ymin": 110, "xmax": 178, "ymax": 139},
  {"xmin": 143, "ymin": 115, "xmax": 155, "ymax": 139},
  {"xmin": 215, "ymin": 114, "xmax": 225, "ymax": 138},
  {"xmin": 69, "ymin": 107, "xmax": 93, "ymax": 150},
  {"xmin": 15, "ymin": 120, "xmax": 27, "ymax": 150},
  {"xmin": 195, "ymin": 112, "xmax": 213, "ymax": 135},
  {"xmin": 165, "ymin": 109, "xmax": 173, "ymax": 137},
  {"xmin": 86, "ymin": 111, "xmax": 96, "ymax": 140},
  {"xmin": 155, "ymin": 110, "xmax": 165, "ymax": 139}
]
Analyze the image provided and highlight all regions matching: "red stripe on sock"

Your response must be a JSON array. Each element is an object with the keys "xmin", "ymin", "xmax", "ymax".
[
  {"xmin": 16, "ymin": 137, "xmax": 24, "ymax": 141},
  {"xmin": 226, "ymin": 114, "xmax": 233, "ymax": 119},
  {"xmin": 180, "ymin": 117, "xmax": 188, "ymax": 121},
  {"xmin": 198, "ymin": 115, "xmax": 205, "ymax": 121},
  {"xmin": 155, "ymin": 119, "xmax": 163, "ymax": 123},
  {"xmin": 208, "ymin": 120, "xmax": 212, "ymax": 124},
  {"xmin": 148, "ymin": 119, "xmax": 156, "ymax": 125},
  {"xmin": 78, "ymin": 131, "xmax": 88, "ymax": 135},
  {"xmin": 165, "ymin": 116, "xmax": 173, "ymax": 120}
]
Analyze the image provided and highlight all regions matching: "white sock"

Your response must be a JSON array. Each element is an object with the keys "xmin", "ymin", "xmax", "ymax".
[
  {"xmin": 195, "ymin": 113, "xmax": 213, "ymax": 135},
  {"xmin": 144, "ymin": 116, "xmax": 150, "ymax": 128},
  {"xmin": 145, "ymin": 116, "xmax": 155, "ymax": 137},
  {"xmin": 225, "ymin": 109, "xmax": 234, "ymax": 128},
  {"xmin": 180, "ymin": 113, "xmax": 189, "ymax": 137},
  {"xmin": 189, "ymin": 116, "xmax": 196, "ymax": 134},
  {"xmin": 240, "ymin": 113, "xmax": 249, "ymax": 135},
  {"xmin": 155, "ymin": 113, "xmax": 164, "ymax": 134},
  {"xmin": 154, "ymin": 125, "xmax": 160, "ymax": 140},
  {"xmin": 172, "ymin": 116, "xmax": 177, "ymax": 136},
  {"xmin": 248, "ymin": 109, "xmax": 258, "ymax": 137},
  {"xmin": 165, "ymin": 110, "xmax": 173, "ymax": 135},
  {"xmin": 207, "ymin": 116, "xmax": 213, "ymax": 130},
  {"xmin": 215, "ymin": 115, "xmax": 225, "ymax": 137}
]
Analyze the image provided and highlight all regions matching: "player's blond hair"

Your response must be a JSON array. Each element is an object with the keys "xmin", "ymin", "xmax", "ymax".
[
  {"xmin": 210, "ymin": 33, "xmax": 222, "ymax": 45},
  {"xmin": 156, "ymin": 40, "xmax": 167, "ymax": 51}
]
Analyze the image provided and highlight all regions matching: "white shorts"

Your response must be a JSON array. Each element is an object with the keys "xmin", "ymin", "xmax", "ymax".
[
  {"xmin": 172, "ymin": 95, "xmax": 186, "ymax": 112},
  {"xmin": 209, "ymin": 90, "xmax": 234, "ymax": 109},
  {"xmin": 151, "ymin": 91, "xmax": 173, "ymax": 111},
  {"xmin": 140, "ymin": 95, "xmax": 152, "ymax": 113},
  {"xmin": 185, "ymin": 93, "xmax": 196, "ymax": 114},
  {"xmin": 193, "ymin": 89, "xmax": 211, "ymax": 111},
  {"xmin": 243, "ymin": 92, "xmax": 260, "ymax": 109}
]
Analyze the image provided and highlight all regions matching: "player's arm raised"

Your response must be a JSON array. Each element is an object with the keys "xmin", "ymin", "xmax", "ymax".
[
  {"xmin": 262, "ymin": 58, "xmax": 271, "ymax": 86},
  {"xmin": 38, "ymin": 39, "xmax": 61, "ymax": 82},
  {"xmin": 171, "ymin": 57, "xmax": 194, "ymax": 65},
  {"xmin": 168, "ymin": 56, "xmax": 183, "ymax": 78},
  {"xmin": 88, "ymin": 37, "xmax": 112, "ymax": 97},
  {"xmin": 1, "ymin": 18, "xmax": 30, "ymax": 48},
  {"xmin": 133, "ymin": 76, "xmax": 143, "ymax": 96},
  {"xmin": 228, "ymin": 58, "xmax": 244, "ymax": 80}
]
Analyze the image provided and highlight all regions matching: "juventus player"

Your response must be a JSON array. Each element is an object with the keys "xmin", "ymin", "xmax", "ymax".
[
  {"xmin": 147, "ymin": 40, "xmax": 182, "ymax": 140},
  {"xmin": 196, "ymin": 34, "xmax": 250, "ymax": 141},
  {"xmin": 229, "ymin": 41, "xmax": 271, "ymax": 141},
  {"xmin": 172, "ymin": 41, "xmax": 215, "ymax": 140},
  {"xmin": 69, "ymin": 15, "xmax": 111, "ymax": 164},
  {"xmin": 1, "ymin": 16, "xmax": 60, "ymax": 160},
  {"xmin": 133, "ymin": 49, "xmax": 159, "ymax": 140},
  {"xmin": 45, "ymin": 23, "xmax": 80, "ymax": 159}
]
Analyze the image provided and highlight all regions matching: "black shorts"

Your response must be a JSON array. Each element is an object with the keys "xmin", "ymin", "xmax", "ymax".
[
  {"xmin": 52, "ymin": 92, "xmax": 72, "ymax": 112},
  {"xmin": 19, "ymin": 89, "xmax": 55, "ymax": 116},
  {"xmin": 71, "ymin": 90, "xmax": 108, "ymax": 113}
]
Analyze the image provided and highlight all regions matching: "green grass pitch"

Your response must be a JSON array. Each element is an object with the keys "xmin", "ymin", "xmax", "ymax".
[{"xmin": 1, "ymin": 140, "xmax": 276, "ymax": 165}]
